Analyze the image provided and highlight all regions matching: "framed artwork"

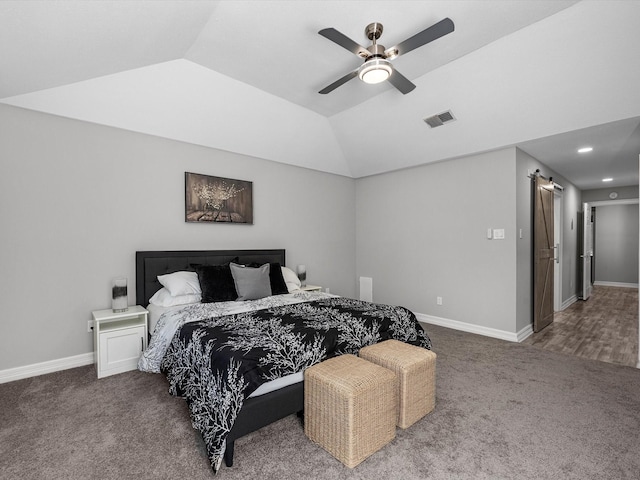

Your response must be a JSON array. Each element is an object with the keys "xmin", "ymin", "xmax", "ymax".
[{"xmin": 185, "ymin": 172, "xmax": 253, "ymax": 224}]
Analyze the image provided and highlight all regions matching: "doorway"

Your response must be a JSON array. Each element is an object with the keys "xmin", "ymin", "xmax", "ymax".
[
  {"xmin": 589, "ymin": 199, "xmax": 639, "ymax": 287},
  {"xmin": 579, "ymin": 202, "xmax": 594, "ymax": 301}
]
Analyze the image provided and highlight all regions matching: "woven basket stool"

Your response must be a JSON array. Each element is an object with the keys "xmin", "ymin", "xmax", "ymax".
[
  {"xmin": 360, "ymin": 339, "xmax": 436, "ymax": 429},
  {"xmin": 304, "ymin": 354, "xmax": 397, "ymax": 468}
]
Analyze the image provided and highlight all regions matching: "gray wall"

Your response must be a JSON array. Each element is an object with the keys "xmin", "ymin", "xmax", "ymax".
[
  {"xmin": 0, "ymin": 104, "xmax": 356, "ymax": 371},
  {"xmin": 355, "ymin": 148, "xmax": 519, "ymax": 334},
  {"xmin": 354, "ymin": 146, "xmax": 584, "ymax": 339},
  {"xmin": 594, "ymin": 204, "xmax": 639, "ymax": 284},
  {"xmin": 4, "ymin": 101, "xmax": 620, "ymax": 373}
]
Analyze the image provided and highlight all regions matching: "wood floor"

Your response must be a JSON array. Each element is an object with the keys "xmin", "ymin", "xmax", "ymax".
[{"xmin": 523, "ymin": 285, "xmax": 639, "ymax": 368}]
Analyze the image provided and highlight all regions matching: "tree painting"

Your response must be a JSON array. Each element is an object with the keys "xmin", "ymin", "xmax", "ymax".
[{"xmin": 185, "ymin": 172, "xmax": 253, "ymax": 223}]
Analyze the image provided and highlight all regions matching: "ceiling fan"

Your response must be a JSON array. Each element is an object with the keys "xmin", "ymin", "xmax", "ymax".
[{"xmin": 318, "ymin": 18, "xmax": 454, "ymax": 95}]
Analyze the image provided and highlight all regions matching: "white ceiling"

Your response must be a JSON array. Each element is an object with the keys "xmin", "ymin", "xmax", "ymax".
[
  {"xmin": 1, "ymin": 0, "xmax": 639, "ymax": 189},
  {"xmin": 518, "ymin": 117, "xmax": 640, "ymax": 190}
]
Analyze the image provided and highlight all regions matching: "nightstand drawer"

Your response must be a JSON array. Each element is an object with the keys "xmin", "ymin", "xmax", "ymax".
[{"xmin": 98, "ymin": 326, "xmax": 146, "ymax": 377}]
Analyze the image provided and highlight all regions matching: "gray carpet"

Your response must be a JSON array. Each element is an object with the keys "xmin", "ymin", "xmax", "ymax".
[{"xmin": 1, "ymin": 324, "xmax": 639, "ymax": 480}]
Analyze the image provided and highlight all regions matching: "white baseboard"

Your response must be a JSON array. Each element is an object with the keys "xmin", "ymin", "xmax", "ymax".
[
  {"xmin": 593, "ymin": 281, "xmax": 639, "ymax": 289},
  {"xmin": 516, "ymin": 323, "xmax": 534, "ymax": 342},
  {"xmin": 561, "ymin": 295, "xmax": 578, "ymax": 311},
  {"xmin": 415, "ymin": 312, "xmax": 529, "ymax": 343},
  {"xmin": 0, "ymin": 352, "xmax": 94, "ymax": 384}
]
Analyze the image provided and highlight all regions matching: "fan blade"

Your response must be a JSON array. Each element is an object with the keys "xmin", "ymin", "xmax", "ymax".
[
  {"xmin": 386, "ymin": 18, "xmax": 454, "ymax": 58},
  {"xmin": 319, "ymin": 70, "xmax": 358, "ymax": 94},
  {"xmin": 387, "ymin": 69, "xmax": 416, "ymax": 95},
  {"xmin": 319, "ymin": 28, "xmax": 370, "ymax": 58}
]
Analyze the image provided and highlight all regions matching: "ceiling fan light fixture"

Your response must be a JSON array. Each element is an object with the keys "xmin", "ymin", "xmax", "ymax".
[{"xmin": 358, "ymin": 58, "xmax": 392, "ymax": 84}]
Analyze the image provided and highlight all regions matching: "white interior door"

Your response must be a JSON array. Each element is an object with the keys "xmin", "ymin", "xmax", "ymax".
[
  {"xmin": 553, "ymin": 186, "xmax": 563, "ymax": 311},
  {"xmin": 581, "ymin": 202, "xmax": 594, "ymax": 300}
]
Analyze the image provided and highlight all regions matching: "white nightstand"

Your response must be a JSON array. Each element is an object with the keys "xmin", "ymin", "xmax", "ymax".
[
  {"xmin": 92, "ymin": 305, "xmax": 148, "ymax": 379},
  {"xmin": 300, "ymin": 285, "xmax": 322, "ymax": 292}
]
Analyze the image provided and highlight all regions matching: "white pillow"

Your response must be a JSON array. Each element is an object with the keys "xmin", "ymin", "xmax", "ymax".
[
  {"xmin": 149, "ymin": 287, "xmax": 201, "ymax": 307},
  {"xmin": 157, "ymin": 271, "xmax": 201, "ymax": 296},
  {"xmin": 281, "ymin": 267, "xmax": 302, "ymax": 286},
  {"xmin": 286, "ymin": 282, "xmax": 301, "ymax": 293},
  {"xmin": 281, "ymin": 267, "xmax": 301, "ymax": 287}
]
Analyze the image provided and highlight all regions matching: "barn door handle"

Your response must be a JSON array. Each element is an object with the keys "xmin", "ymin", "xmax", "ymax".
[{"xmin": 553, "ymin": 244, "xmax": 559, "ymax": 263}]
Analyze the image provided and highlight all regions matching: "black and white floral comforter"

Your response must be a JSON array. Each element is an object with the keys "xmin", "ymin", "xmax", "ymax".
[{"xmin": 140, "ymin": 292, "xmax": 431, "ymax": 473}]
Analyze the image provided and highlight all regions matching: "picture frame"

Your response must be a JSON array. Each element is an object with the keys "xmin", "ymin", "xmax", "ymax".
[{"xmin": 185, "ymin": 172, "xmax": 253, "ymax": 224}]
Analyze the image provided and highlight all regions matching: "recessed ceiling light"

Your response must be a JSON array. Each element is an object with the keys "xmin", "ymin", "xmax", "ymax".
[
  {"xmin": 602, "ymin": 178, "xmax": 613, "ymax": 182},
  {"xmin": 578, "ymin": 147, "xmax": 593, "ymax": 153}
]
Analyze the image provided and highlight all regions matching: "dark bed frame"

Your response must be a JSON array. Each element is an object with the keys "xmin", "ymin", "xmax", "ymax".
[{"xmin": 136, "ymin": 249, "xmax": 304, "ymax": 468}]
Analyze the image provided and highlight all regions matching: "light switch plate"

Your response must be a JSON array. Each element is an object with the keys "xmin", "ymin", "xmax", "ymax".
[{"xmin": 493, "ymin": 229, "xmax": 505, "ymax": 240}]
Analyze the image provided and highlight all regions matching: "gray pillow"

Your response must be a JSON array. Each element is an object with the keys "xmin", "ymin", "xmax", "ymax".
[{"xmin": 229, "ymin": 263, "xmax": 272, "ymax": 301}]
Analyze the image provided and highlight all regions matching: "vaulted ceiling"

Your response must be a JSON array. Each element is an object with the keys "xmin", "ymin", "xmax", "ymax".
[{"xmin": 1, "ymin": 1, "xmax": 639, "ymax": 189}]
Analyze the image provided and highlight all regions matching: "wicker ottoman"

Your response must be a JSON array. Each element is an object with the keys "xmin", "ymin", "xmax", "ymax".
[
  {"xmin": 304, "ymin": 354, "xmax": 397, "ymax": 468},
  {"xmin": 360, "ymin": 339, "xmax": 436, "ymax": 429}
]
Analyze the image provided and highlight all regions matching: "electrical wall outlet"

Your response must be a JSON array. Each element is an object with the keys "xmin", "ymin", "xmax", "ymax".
[
  {"xmin": 436, "ymin": 296, "xmax": 443, "ymax": 305},
  {"xmin": 87, "ymin": 320, "xmax": 95, "ymax": 333}
]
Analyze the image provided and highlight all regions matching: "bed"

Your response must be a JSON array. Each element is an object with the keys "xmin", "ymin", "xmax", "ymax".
[{"xmin": 136, "ymin": 249, "xmax": 431, "ymax": 474}]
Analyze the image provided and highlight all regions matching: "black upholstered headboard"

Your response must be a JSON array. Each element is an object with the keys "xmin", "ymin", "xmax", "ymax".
[{"xmin": 136, "ymin": 249, "xmax": 286, "ymax": 306}]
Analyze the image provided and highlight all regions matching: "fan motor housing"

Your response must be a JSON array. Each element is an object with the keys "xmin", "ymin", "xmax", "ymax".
[{"xmin": 367, "ymin": 44, "xmax": 386, "ymax": 57}]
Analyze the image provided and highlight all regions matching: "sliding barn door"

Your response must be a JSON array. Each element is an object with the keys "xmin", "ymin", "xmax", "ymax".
[{"xmin": 533, "ymin": 175, "xmax": 554, "ymax": 332}]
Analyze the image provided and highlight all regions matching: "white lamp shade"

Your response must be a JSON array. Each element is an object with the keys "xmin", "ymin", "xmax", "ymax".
[{"xmin": 112, "ymin": 277, "xmax": 128, "ymax": 312}]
